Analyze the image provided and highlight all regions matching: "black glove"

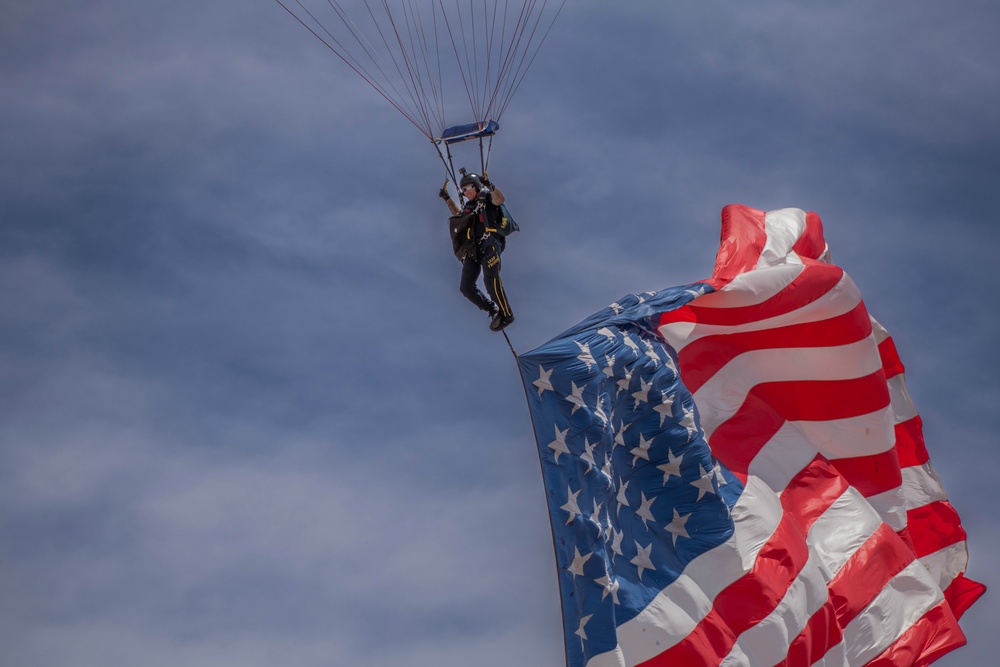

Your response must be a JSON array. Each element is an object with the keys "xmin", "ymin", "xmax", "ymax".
[
  {"xmin": 481, "ymin": 174, "xmax": 493, "ymax": 187},
  {"xmin": 438, "ymin": 187, "xmax": 451, "ymax": 201}
]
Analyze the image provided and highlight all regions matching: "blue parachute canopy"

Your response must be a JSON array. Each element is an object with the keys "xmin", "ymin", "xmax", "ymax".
[{"xmin": 436, "ymin": 120, "xmax": 500, "ymax": 145}]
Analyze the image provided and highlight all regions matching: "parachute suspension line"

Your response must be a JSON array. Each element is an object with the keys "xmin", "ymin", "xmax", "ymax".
[
  {"xmin": 478, "ymin": 136, "xmax": 486, "ymax": 175},
  {"xmin": 502, "ymin": 329, "xmax": 518, "ymax": 360},
  {"xmin": 496, "ymin": 0, "xmax": 567, "ymax": 121},
  {"xmin": 274, "ymin": 0, "xmax": 433, "ymax": 139},
  {"xmin": 484, "ymin": 134, "xmax": 494, "ymax": 175},
  {"xmin": 442, "ymin": 0, "xmax": 480, "ymax": 123}
]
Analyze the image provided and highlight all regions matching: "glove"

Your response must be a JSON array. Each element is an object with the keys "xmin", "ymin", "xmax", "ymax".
[
  {"xmin": 438, "ymin": 186, "xmax": 451, "ymax": 201},
  {"xmin": 477, "ymin": 186, "xmax": 490, "ymax": 200},
  {"xmin": 481, "ymin": 173, "xmax": 493, "ymax": 187}
]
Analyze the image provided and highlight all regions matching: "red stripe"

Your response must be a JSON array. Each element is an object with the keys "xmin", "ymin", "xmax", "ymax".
[
  {"xmin": 830, "ymin": 448, "xmax": 902, "ymax": 498},
  {"xmin": 865, "ymin": 600, "xmax": 966, "ymax": 667},
  {"xmin": 661, "ymin": 262, "xmax": 845, "ymax": 328},
  {"xmin": 710, "ymin": 204, "xmax": 768, "ymax": 286},
  {"xmin": 678, "ymin": 301, "xmax": 872, "ymax": 394},
  {"xmin": 791, "ymin": 211, "xmax": 826, "ymax": 261},
  {"xmin": 894, "ymin": 417, "xmax": 929, "ymax": 467},
  {"xmin": 878, "ymin": 336, "xmax": 905, "ymax": 379},
  {"xmin": 777, "ymin": 523, "xmax": 915, "ymax": 667},
  {"xmin": 906, "ymin": 500, "xmax": 968, "ymax": 558},
  {"xmin": 710, "ymin": 372, "xmax": 891, "ymax": 476},
  {"xmin": 943, "ymin": 573, "xmax": 987, "ymax": 620},
  {"xmin": 640, "ymin": 458, "xmax": 846, "ymax": 667}
]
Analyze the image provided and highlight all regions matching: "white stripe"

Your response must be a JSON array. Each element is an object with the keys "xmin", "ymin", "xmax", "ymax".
[
  {"xmin": 758, "ymin": 208, "xmax": 808, "ymax": 269},
  {"xmin": 843, "ymin": 560, "xmax": 945, "ymax": 666},
  {"xmin": 901, "ymin": 462, "xmax": 947, "ymax": 511},
  {"xmin": 585, "ymin": 476, "xmax": 782, "ymax": 667},
  {"xmin": 695, "ymin": 338, "xmax": 884, "ymax": 438},
  {"xmin": 811, "ymin": 641, "xmax": 847, "ymax": 667},
  {"xmin": 918, "ymin": 541, "xmax": 970, "ymax": 594},
  {"xmin": 747, "ymin": 422, "xmax": 821, "ymax": 492},
  {"xmin": 862, "ymin": 486, "xmax": 908, "ymax": 532},
  {"xmin": 887, "ymin": 374, "xmax": 918, "ymax": 423},
  {"xmin": 808, "ymin": 486, "xmax": 884, "ymax": 577}
]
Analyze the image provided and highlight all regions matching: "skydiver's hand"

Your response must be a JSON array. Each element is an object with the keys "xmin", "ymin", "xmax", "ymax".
[
  {"xmin": 481, "ymin": 174, "xmax": 493, "ymax": 188},
  {"xmin": 438, "ymin": 187, "xmax": 451, "ymax": 201}
]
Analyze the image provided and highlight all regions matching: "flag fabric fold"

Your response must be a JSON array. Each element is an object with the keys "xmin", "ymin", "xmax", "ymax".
[{"xmin": 517, "ymin": 204, "xmax": 984, "ymax": 667}]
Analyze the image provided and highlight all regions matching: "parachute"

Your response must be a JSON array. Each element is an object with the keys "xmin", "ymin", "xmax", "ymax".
[{"xmin": 274, "ymin": 0, "xmax": 566, "ymax": 192}]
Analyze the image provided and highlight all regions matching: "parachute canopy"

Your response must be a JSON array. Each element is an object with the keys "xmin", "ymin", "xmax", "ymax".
[
  {"xmin": 275, "ymin": 0, "xmax": 565, "ymax": 143},
  {"xmin": 437, "ymin": 119, "xmax": 500, "ymax": 145}
]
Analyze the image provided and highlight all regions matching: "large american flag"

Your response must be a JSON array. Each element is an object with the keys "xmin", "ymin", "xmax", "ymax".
[{"xmin": 517, "ymin": 205, "xmax": 984, "ymax": 667}]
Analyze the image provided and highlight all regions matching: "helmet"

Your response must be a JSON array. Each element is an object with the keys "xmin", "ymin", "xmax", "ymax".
[{"xmin": 459, "ymin": 172, "xmax": 483, "ymax": 191}]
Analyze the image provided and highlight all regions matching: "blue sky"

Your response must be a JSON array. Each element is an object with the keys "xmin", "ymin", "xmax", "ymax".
[{"xmin": 1, "ymin": 1, "xmax": 997, "ymax": 665}]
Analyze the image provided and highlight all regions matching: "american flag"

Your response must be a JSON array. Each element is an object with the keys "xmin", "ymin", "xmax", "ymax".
[{"xmin": 517, "ymin": 205, "xmax": 984, "ymax": 667}]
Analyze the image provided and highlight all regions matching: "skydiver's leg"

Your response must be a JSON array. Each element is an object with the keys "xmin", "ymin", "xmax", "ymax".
[
  {"xmin": 479, "ymin": 239, "xmax": 512, "ymax": 319},
  {"xmin": 459, "ymin": 258, "xmax": 494, "ymax": 312}
]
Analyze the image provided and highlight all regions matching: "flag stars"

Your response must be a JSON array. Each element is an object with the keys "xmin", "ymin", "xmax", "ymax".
[
  {"xmin": 631, "ymin": 541, "xmax": 655, "ymax": 580},
  {"xmin": 636, "ymin": 491, "xmax": 656, "ymax": 526},
  {"xmin": 657, "ymin": 449, "xmax": 684, "ymax": 484},
  {"xmin": 665, "ymin": 508, "xmax": 691, "ymax": 545},
  {"xmin": 632, "ymin": 377, "xmax": 652, "ymax": 408},
  {"xmin": 565, "ymin": 382, "xmax": 588, "ymax": 414},
  {"xmin": 595, "ymin": 574, "xmax": 620, "ymax": 604},
  {"xmin": 561, "ymin": 486, "xmax": 582, "ymax": 524},
  {"xmin": 653, "ymin": 393, "xmax": 675, "ymax": 426},
  {"xmin": 680, "ymin": 405, "xmax": 698, "ymax": 439},
  {"xmin": 533, "ymin": 365, "xmax": 554, "ymax": 395},
  {"xmin": 548, "ymin": 426, "xmax": 571, "ymax": 463},
  {"xmin": 616, "ymin": 479, "xmax": 630, "ymax": 516},
  {"xmin": 575, "ymin": 340, "xmax": 597, "ymax": 371},
  {"xmin": 630, "ymin": 433, "xmax": 653, "ymax": 466},
  {"xmin": 610, "ymin": 527, "xmax": 624, "ymax": 557},
  {"xmin": 602, "ymin": 354, "xmax": 617, "ymax": 378},
  {"xmin": 567, "ymin": 546, "xmax": 592, "ymax": 577},
  {"xmin": 580, "ymin": 438, "xmax": 597, "ymax": 472},
  {"xmin": 575, "ymin": 614, "xmax": 594, "ymax": 640},
  {"xmin": 691, "ymin": 464, "xmax": 717, "ymax": 501}
]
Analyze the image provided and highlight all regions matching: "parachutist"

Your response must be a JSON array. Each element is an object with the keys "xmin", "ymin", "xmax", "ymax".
[{"xmin": 441, "ymin": 172, "xmax": 515, "ymax": 332}]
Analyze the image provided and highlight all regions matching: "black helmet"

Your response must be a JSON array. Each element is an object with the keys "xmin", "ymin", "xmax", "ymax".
[{"xmin": 459, "ymin": 172, "xmax": 483, "ymax": 191}]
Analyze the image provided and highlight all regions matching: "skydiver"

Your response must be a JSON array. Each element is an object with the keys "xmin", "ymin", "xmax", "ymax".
[{"xmin": 439, "ymin": 172, "xmax": 515, "ymax": 332}]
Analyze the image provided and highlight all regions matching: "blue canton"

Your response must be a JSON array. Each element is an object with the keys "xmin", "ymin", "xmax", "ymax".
[{"xmin": 518, "ymin": 285, "xmax": 743, "ymax": 667}]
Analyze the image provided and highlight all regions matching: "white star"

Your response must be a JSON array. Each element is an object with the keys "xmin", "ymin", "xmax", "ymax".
[
  {"xmin": 609, "ymin": 302, "xmax": 624, "ymax": 314},
  {"xmin": 567, "ymin": 546, "xmax": 592, "ymax": 577},
  {"xmin": 691, "ymin": 464, "xmax": 717, "ymax": 501},
  {"xmin": 657, "ymin": 449, "xmax": 684, "ymax": 484},
  {"xmin": 594, "ymin": 395, "xmax": 609, "ymax": 427},
  {"xmin": 685, "ymin": 286, "xmax": 706, "ymax": 299},
  {"xmin": 575, "ymin": 614, "xmax": 594, "ymax": 640},
  {"xmin": 561, "ymin": 486, "xmax": 582, "ymax": 524},
  {"xmin": 643, "ymin": 340, "xmax": 661, "ymax": 365},
  {"xmin": 533, "ymin": 365, "xmax": 554, "ymax": 395},
  {"xmin": 615, "ymin": 479, "xmax": 630, "ymax": 515},
  {"xmin": 713, "ymin": 462, "xmax": 727, "ymax": 488},
  {"xmin": 580, "ymin": 438, "xmax": 597, "ymax": 472},
  {"xmin": 565, "ymin": 381, "xmax": 587, "ymax": 414},
  {"xmin": 616, "ymin": 368, "xmax": 633, "ymax": 395},
  {"xmin": 610, "ymin": 527, "xmax": 624, "ymax": 556},
  {"xmin": 548, "ymin": 426, "xmax": 570, "ymax": 462},
  {"xmin": 653, "ymin": 392, "xmax": 675, "ymax": 426},
  {"xmin": 595, "ymin": 574, "xmax": 620, "ymax": 604},
  {"xmin": 632, "ymin": 377, "xmax": 651, "ymax": 408},
  {"xmin": 680, "ymin": 405, "xmax": 698, "ymax": 439},
  {"xmin": 665, "ymin": 508, "xmax": 690, "ymax": 544},
  {"xmin": 598, "ymin": 327, "xmax": 619, "ymax": 343},
  {"xmin": 591, "ymin": 498, "xmax": 605, "ymax": 534},
  {"xmin": 631, "ymin": 541, "xmax": 654, "ymax": 580},
  {"xmin": 623, "ymin": 336, "xmax": 641, "ymax": 358},
  {"xmin": 636, "ymin": 491, "xmax": 655, "ymax": 526},
  {"xmin": 630, "ymin": 432, "xmax": 653, "ymax": 466},
  {"xmin": 602, "ymin": 353, "xmax": 617, "ymax": 378},
  {"xmin": 600, "ymin": 454, "xmax": 614, "ymax": 481},
  {"xmin": 613, "ymin": 423, "xmax": 627, "ymax": 450},
  {"xmin": 575, "ymin": 340, "xmax": 597, "ymax": 371}
]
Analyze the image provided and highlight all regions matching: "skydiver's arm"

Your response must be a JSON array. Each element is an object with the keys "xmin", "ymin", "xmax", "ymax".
[
  {"xmin": 446, "ymin": 198, "xmax": 462, "ymax": 215},
  {"xmin": 490, "ymin": 186, "xmax": 505, "ymax": 206}
]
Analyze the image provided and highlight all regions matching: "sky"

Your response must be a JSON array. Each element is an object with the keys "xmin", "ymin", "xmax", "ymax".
[{"xmin": 1, "ymin": 1, "xmax": 998, "ymax": 666}]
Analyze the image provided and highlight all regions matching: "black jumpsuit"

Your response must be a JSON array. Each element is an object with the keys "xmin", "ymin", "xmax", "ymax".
[{"xmin": 458, "ymin": 195, "xmax": 512, "ymax": 321}]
